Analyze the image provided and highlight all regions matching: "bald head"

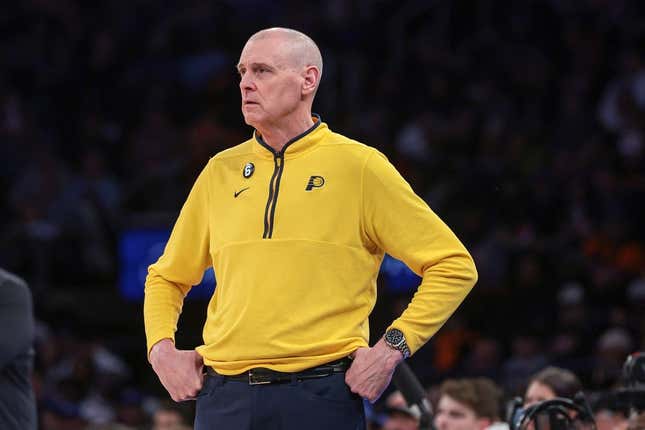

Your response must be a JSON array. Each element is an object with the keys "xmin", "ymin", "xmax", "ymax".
[
  {"xmin": 237, "ymin": 28, "xmax": 322, "ymax": 134},
  {"xmin": 246, "ymin": 28, "xmax": 323, "ymax": 78}
]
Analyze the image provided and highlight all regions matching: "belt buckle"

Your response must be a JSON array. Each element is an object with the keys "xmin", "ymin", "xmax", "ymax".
[{"xmin": 248, "ymin": 369, "xmax": 272, "ymax": 385}]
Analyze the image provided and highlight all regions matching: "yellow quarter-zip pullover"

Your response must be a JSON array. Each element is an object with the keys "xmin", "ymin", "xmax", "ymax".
[{"xmin": 144, "ymin": 118, "xmax": 477, "ymax": 375}]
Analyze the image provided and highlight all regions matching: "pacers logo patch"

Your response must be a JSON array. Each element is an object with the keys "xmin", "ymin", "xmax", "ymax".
[{"xmin": 305, "ymin": 175, "xmax": 325, "ymax": 191}]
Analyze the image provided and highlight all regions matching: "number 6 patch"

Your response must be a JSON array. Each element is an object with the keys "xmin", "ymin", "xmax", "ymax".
[{"xmin": 243, "ymin": 162, "xmax": 255, "ymax": 178}]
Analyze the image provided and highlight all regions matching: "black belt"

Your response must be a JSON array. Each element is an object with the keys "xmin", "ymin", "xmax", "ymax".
[{"xmin": 206, "ymin": 358, "xmax": 352, "ymax": 385}]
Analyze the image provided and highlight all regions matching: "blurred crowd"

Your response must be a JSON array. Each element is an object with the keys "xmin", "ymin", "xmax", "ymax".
[{"xmin": 1, "ymin": 0, "xmax": 645, "ymax": 429}]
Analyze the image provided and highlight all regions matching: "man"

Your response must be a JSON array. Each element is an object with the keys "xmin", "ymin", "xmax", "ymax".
[
  {"xmin": 434, "ymin": 378, "xmax": 504, "ymax": 430},
  {"xmin": 144, "ymin": 27, "xmax": 477, "ymax": 429},
  {"xmin": 0, "ymin": 268, "xmax": 37, "ymax": 430}
]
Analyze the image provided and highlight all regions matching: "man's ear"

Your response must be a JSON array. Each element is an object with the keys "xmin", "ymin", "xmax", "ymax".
[{"xmin": 301, "ymin": 65, "xmax": 320, "ymax": 97}]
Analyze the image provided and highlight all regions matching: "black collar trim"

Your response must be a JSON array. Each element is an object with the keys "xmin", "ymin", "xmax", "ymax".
[{"xmin": 255, "ymin": 113, "xmax": 322, "ymax": 155}]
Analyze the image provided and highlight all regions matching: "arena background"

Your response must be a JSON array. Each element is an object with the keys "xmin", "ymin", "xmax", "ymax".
[{"xmin": 1, "ymin": 0, "xmax": 644, "ymax": 428}]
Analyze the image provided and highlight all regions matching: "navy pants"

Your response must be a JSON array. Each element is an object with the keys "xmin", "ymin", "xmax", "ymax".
[{"xmin": 194, "ymin": 372, "xmax": 365, "ymax": 430}]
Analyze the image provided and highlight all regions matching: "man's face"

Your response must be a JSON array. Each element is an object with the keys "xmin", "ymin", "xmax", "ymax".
[
  {"xmin": 237, "ymin": 36, "xmax": 304, "ymax": 130},
  {"xmin": 434, "ymin": 395, "xmax": 488, "ymax": 430}
]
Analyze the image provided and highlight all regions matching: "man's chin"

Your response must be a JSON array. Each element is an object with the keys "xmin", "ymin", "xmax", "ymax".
[
  {"xmin": 242, "ymin": 113, "xmax": 257, "ymax": 127},
  {"xmin": 242, "ymin": 112, "xmax": 264, "ymax": 129}
]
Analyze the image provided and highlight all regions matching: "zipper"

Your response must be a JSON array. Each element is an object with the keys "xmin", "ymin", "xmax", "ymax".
[
  {"xmin": 256, "ymin": 115, "xmax": 321, "ymax": 239},
  {"xmin": 262, "ymin": 153, "xmax": 284, "ymax": 238}
]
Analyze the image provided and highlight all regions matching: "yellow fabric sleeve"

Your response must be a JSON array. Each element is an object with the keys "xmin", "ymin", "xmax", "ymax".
[
  {"xmin": 143, "ymin": 162, "xmax": 213, "ymax": 356},
  {"xmin": 361, "ymin": 150, "xmax": 478, "ymax": 354}
]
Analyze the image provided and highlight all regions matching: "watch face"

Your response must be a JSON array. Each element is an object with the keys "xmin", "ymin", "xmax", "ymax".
[
  {"xmin": 386, "ymin": 329, "xmax": 404, "ymax": 345},
  {"xmin": 386, "ymin": 329, "xmax": 410, "ymax": 358}
]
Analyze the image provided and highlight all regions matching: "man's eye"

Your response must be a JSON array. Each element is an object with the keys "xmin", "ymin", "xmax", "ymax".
[{"xmin": 258, "ymin": 68, "xmax": 267, "ymax": 73}]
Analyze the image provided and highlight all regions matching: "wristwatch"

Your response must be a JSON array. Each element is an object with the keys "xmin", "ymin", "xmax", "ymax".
[{"xmin": 384, "ymin": 328, "xmax": 410, "ymax": 359}]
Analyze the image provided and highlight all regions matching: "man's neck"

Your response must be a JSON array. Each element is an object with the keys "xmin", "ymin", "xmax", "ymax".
[{"xmin": 257, "ymin": 114, "xmax": 315, "ymax": 153}]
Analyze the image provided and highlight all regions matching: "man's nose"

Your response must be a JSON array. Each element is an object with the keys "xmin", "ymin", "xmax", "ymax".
[
  {"xmin": 240, "ymin": 73, "xmax": 255, "ymax": 91},
  {"xmin": 434, "ymin": 415, "xmax": 446, "ymax": 430}
]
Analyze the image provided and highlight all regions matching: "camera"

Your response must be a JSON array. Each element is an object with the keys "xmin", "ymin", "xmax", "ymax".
[
  {"xmin": 623, "ymin": 352, "xmax": 645, "ymax": 386},
  {"xmin": 506, "ymin": 353, "xmax": 645, "ymax": 430},
  {"xmin": 613, "ymin": 352, "xmax": 645, "ymax": 411},
  {"xmin": 507, "ymin": 392, "xmax": 596, "ymax": 430}
]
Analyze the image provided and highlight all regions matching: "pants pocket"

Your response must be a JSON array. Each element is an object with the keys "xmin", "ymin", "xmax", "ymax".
[
  {"xmin": 294, "ymin": 373, "xmax": 358, "ymax": 405},
  {"xmin": 196, "ymin": 374, "xmax": 219, "ymax": 398}
]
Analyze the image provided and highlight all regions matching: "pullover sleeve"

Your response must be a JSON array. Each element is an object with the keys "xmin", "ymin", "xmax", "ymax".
[
  {"xmin": 0, "ymin": 270, "xmax": 34, "ymax": 369},
  {"xmin": 361, "ymin": 150, "xmax": 478, "ymax": 354},
  {"xmin": 143, "ymin": 162, "xmax": 213, "ymax": 355}
]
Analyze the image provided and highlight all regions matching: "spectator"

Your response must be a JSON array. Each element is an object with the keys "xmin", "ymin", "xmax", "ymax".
[
  {"xmin": 592, "ymin": 328, "xmax": 634, "ymax": 389},
  {"xmin": 151, "ymin": 400, "xmax": 191, "ymax": 430},
  {"xmin": 0, "ymin": 268, "xmax": 37, "ymax": 430},
  {"xmin": 591, "ymin": 393, "xmax": 628, "ymax": 430},
  {"xmin": 434, "ymin": 378, "xmax": 505, "ymax": 430},
  {"xmin": 382, "ymin": 390, "xmax": 420, "ymax": 430},
  {"xmin": 524, "ymin": 366, "xmax": 583, "ymax": 407}
]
